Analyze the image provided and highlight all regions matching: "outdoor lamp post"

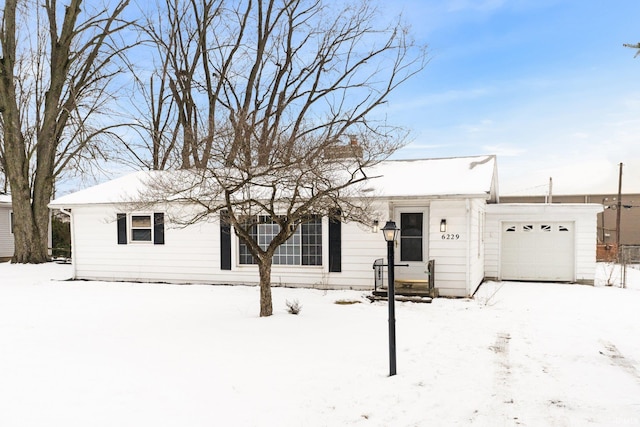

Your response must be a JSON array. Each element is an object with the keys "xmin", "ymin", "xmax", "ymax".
[{"xmin": 382, "ymin": 220, "xmax": 399, "ymax": 376}]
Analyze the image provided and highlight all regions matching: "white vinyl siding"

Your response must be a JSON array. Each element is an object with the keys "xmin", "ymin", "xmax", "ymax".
[
  {"xmin": 67, "ymin": 204, "xmax": 389, "ymax": 290},
  {"xmin": 425, "ymin": 198, "xmax": 487, "ymax": 297},
  {"xmin": 56, "ymin": 199, "xmax": 601, "ymax": 295},
  {"xmin": 468, "ymin": 199, "xmax": 487, "ymax": 294},
  {"xmin": 70, "ymin": 206, "xmax": 216, "ymax": 283},
  {"xmin": 428, "ymin": 199, "xmax": 475, "ymax": 297}
]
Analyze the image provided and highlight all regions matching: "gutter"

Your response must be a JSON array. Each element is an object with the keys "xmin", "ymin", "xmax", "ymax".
[
  {"xmin": 466, "ymin": 199, "xmax": 471, "ymax": 296},
  {"xmin": 375, "ymin": 193, "xmax": 493, "ymax": 202}
]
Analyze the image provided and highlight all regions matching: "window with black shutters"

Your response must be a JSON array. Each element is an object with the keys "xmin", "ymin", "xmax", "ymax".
[
  {"xmin": 117, "ymin": 213, "xmax": 165, "ymax": 245},
  {"xmin": 238, "ymin": 215, "xmax": 322, "ymax": 266}
]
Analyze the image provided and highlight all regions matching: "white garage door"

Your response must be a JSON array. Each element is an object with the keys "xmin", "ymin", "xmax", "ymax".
[{"xmin": 501, "ymin": 222, "xmax": 574, "ymax": 282}]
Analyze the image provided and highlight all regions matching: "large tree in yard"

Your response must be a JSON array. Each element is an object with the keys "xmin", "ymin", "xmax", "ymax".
[
  {"xmin": 138, "ymin": 0, "xmax": 428, "ymax": 316},
  {"xmin": 0, "ymin": 0, "xmax": 133, "ymax": 263}
]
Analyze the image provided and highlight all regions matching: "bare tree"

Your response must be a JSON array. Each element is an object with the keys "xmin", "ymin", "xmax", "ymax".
[
  {"xmin": 139, "ymin": 0, "xmax": 428, "ymax": 316},
  {"xmin": 123, "ymin": 0, "xmax": 224, "ymax": 170},
  {"xmin": 624, "ymin": 42, "xmax": 640, "ymax": 57},
  {"xmin": 0, "ymin": 0, "xmax": 134, "ymax": 262}
]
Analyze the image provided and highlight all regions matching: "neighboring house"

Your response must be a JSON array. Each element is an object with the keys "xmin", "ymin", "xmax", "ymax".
[
  {"xmin": 0, "ymin": 194, "xmax": 14, "ymax": 261},
  {"xmin": 49, "ymin": 155, "xmax": 603, "ymax": 297}
]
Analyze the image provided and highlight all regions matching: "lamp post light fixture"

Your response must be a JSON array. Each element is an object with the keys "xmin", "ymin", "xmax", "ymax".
[{"xmin": 381, "ymin": 220, "xmax": 399, "ymax": 376}]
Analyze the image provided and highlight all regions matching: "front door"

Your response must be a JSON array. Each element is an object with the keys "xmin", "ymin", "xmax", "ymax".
[{"xmin": 394, "ymin": 208, "xmax": 429, "ymax": 280}]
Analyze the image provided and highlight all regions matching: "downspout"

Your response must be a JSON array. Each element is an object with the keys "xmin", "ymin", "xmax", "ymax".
[
  {"xmin": 466, "ymin": 199, "xmax": 471, "ymax": 296},
  {"xmin": 57, "ymin": 208, "xmax": 76, "ymax": 279},
  {"xmin": 48, "ymin": 209, "xmax": 53, "ymax": 257}
]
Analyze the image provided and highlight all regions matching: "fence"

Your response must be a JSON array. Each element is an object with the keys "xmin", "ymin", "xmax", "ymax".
[
  {"xmin": 596, "ymin": 244, "xmax": 617, "ymax": 262},
  {"xmin": 619, "ymin": 245, "xmax": 640, "ymax": 288}
]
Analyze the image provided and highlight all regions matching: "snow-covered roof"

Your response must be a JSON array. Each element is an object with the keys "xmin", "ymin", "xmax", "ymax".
[
  {"xmin": 49, "ymin": 155, "xmax": 498, "ymax": 207},
  {"xmin": 49, "ymin": 170, "xmax": 161, "ymax": 207},
  {"xmin": 0, "ymin": 194, "xmax": 11, "ymax": 206},
  {"xmin": 365, "ymin": 155, "xmax": 497, "ymax": 198}
]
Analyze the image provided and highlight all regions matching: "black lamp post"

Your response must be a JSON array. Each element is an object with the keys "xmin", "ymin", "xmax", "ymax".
[{"xmin": 382, "ymin": 220, "xmax": 399, "ymax": 376}]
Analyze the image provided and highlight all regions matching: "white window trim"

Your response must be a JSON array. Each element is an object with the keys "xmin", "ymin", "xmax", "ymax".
[
  {"xmin": 236, "ymin": 215, "xmax": 323, "ymax": 267},
  {"xmin": 129, "ymin": 213, "xmax": 154, "ymax": 244}
]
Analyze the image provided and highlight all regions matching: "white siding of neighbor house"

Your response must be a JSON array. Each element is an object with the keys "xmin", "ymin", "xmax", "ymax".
[
  {"xmin": 426, "ymin": 198, "xmax": 487, "ymax": 297},
  {"xmin": 484, "ymin": 204, "xmax": 602, "ymax": 284},
  {"xmin": 0, "ymin": 206, "xmax": 14, "ymax": 258},
  {"xmin": 68, "ymin": 204, "xmax": 389, "ymax": 290}
]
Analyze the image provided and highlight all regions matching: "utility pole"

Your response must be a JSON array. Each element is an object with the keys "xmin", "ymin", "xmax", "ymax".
[
  {"xmin": 548, "ymin": 177, "xmax": 553, "ymax": 204},
  {"xmin": 616, "ymin": 163, "xmax": 623, "ymax": 255}
]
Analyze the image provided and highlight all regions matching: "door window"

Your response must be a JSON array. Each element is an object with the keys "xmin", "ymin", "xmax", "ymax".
[{"xmin": 400, "ymin": 213, "xmax": 423, "ymax": 262}]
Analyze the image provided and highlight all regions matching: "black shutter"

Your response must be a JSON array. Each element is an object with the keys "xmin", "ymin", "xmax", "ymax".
[
  {"xmin": 117, "ymin": 214, "xmax": 127, "ymax": 245},
  {"xmin": 154, "ymin": 213, "xmax": 165, "ymax": 245},
  {"xmin": 328, "ymin": 210, "xmax": 341, "ymax": 272},
  {"xmin": 220, "ymin": 210, "xmax": 232, "ymax": 270}
]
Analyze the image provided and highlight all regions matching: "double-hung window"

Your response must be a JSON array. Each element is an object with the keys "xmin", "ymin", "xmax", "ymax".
[
  {"xmin": 131, "ymin": 215, "xmax": 153, "ymax": 242},
  {"xmin": 117, "ymin": 212, "xmax": 165, "ymax": 245},
  {"xmin": 239, "ymin": 215, "xmax": 322, "ymax": 266}
]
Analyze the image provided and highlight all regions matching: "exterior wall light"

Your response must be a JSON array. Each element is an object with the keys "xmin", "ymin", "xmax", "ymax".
[
  {"xmin": 372, "ymin": 220, "xmax": 379, "ymax": 233},
  {"xmin": 440, "ymin": 219, "xmax": 447, "ymax": 233}
]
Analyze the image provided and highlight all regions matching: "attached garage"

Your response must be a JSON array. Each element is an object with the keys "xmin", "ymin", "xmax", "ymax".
[{"xmin": 484, "ymin": 204, "xmax": 603, "ymax": 284}]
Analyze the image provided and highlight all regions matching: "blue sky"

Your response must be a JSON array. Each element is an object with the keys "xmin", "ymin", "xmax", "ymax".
[{"xmin": 378, "ymin": 0, "xmax": 640, "ymax": 195}]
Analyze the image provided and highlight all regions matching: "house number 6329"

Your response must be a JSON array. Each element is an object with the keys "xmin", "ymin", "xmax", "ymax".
[{"xmin": 441, "ymin": 233, "xmax": 460, "ymax": 240}]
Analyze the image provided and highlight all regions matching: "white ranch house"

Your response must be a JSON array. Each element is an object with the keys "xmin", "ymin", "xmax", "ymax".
[
  {"xmin": 49, "ymin": 155, "xmax": 602, "ymax": 297},
  {"xmin": 0, "ymin": 195, "xmax": 14, "ymax": 260}
]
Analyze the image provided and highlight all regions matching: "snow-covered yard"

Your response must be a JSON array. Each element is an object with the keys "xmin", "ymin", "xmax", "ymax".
[{"xmin": 1, "ymin": 262, "xmax": 639, "ymax": 426}]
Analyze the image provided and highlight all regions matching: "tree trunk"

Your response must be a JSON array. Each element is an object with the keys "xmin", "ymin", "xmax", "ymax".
[
  {"xmin": 5, "ymin": 154, "xmax": 48, "ymax": 263},
  {"xmin": 11, "ymin": 197, "xmax": 49, "ymax": 264},
  {"xmin": 1, "ymin": 99, "xmax": 49, "ymax": 263},
  {"xmin": 257, "ymin": 257, "xmax": 274, "ymax": 317}
]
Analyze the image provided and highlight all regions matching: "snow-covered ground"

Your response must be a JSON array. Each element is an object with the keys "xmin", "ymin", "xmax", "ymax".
[{"xmin": 1, "ymin": 262, "xmax": 639, "ymax": 427}]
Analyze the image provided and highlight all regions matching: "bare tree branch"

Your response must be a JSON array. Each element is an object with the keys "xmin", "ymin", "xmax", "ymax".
[
  {"xmin": 132, "ymin": 0, "xmax": 428, "ymax": 316},
  {"xmin": 0, "ymin": 0, "xmax": 136, "ymax": 262},
  {"xmin": 624, "ymin": 42, "xmax": 640, "ymax": 58}
]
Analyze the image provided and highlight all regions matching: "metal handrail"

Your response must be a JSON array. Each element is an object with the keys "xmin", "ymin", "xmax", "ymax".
[{"xmin": 372, "ymin": 258, "xmax": 411, "ymax": 292}]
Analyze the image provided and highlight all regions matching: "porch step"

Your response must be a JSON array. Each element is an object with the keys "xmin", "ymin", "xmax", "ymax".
[
  {"xmin": 368, "ymin": 292, "xmax": 433, "ymax": 303},
  {"xmin": 372, "ymin": 287, "xmax": 439, "ymax": 299}
]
